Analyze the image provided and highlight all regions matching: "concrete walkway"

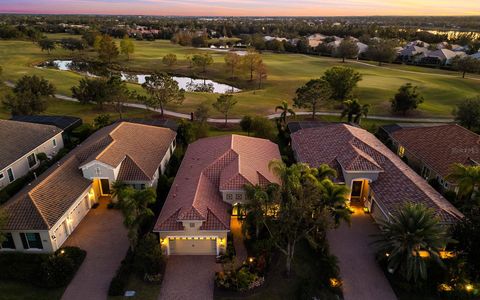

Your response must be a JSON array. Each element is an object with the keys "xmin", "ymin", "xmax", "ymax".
[
  {"xmin": 327, "ymin": 208, "xmax": 397, "ymax": 300},
  {"xmin": 230, "ymin": 217, "xmax": 248, "ymax": 268},
  {"xmin": 158, "ymin": 256, "xmax": 220, "ymax": 300},
  {"xmin": 61, "ymin": 199, "xmax": 129, "ymax": 300},
  {"xmin": 4, "ymin": 81, "xmax": 454, "ymax": 124}
]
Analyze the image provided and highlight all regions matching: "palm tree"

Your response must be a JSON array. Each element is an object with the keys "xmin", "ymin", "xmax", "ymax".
[
  {"xmin": 319, "ymin": 180, "xmax": 351, "ymax": 226},
  {"xmin": 316, "ymin": 164, "xmax": 337, "ymax": 181},
  {"xmin": 447, "ymin": 163, "xmax": 480, "ymax": 200},
  {"xmin": 275, "ymin": 100, "xmax": 295, "ymax": 125},
  {"xmin": 244, "ymin": 184, "xmax": 272, "ymax": 239},
  {"xmin": 117, "ymin": 187, "xmax": 157, "ymax": 250},
  {"xmin": 341, "ymin": 99, "xmax": 370, "ymax": 124},
  {"xmin": 373, "ymin": 202, "xmax": 451, "ymax": 284}
]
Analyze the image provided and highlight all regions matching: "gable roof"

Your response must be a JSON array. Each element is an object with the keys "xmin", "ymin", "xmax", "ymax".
[
  {"xmin": 389, "ymin": 124, "xmax": 480, "ymax": 180},
  {"xmin": 291, "ymin": 123, "xmax": 463, "ymax": 224},
  {"xmin": 0, "ymin": 119, "xmax": 62, "ymax": 170},
  {"xmin": 10, "ymin": 115, "xmax": 82, "ymax": 131},
  {"xmin": 1, "ymin": 122, "xmax": 176, "ymax": 231},
  {"xmin": 154, "ymin": 135, "xmax": 281, "ymax": 232}
]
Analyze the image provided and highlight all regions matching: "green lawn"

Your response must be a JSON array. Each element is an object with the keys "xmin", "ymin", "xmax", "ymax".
[
  {"xmin": 0, "ymin": 281, "xmax": 65, "ymax": 300},
  {"xmin": 108, "ymin": 276, "xmax": 162, "ymax": 300},
  {"xmin": 1, "ymin": 34, "xmax": 479, "ymax": 118}
]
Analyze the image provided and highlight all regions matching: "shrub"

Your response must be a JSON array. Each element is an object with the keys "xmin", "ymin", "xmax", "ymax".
[
  {"xmin": 108, "ymin": 251, "xmax": 134, "ymax": 296},
  {"xmin": 41, "ymin": 255, "xmax": 76, "ymax": 287},
  {"xmin": 133, "ymin": 234, "xmax": 165, "ymax": 276}
]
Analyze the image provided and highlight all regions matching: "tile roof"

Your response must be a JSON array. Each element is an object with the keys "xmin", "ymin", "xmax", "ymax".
[
  {"xmin": 154, "ymin": 135, "xmax": 281, "ymax": 232},
  {"xmin": 10, "ymin": 115, "xmax": 82, "ymax": 131},
  {"xmin": 1, "ymin": 122, "xmax": 176, "ymax": 231},
  {"xmin": 0, "ymin": 119, "xmax": 62, "ymax": 170},
  {"xmin": 390, "ymin": 124, "xmax": 480, "ymax": 180},
  {"xmin": 291, "ymin": 123, "xmax": 463, "ymax": 224}
]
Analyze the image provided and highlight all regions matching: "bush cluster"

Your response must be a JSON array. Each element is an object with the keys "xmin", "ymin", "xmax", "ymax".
[{"xmin": 0, "ymin": 246, "xmax": 86, "ymax": 288}]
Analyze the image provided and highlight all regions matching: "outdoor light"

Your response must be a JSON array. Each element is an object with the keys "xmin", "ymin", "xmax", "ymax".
[
  {"xmin": 465, "ymin": 284, "xmax": 474, "ymax": 292},
  {"xmin": 385, "ymin": 253, "xmax": 390, "ymax": 257},
  {"xmin": 60, "ymin": 249, "xmax": 65, "ymax": 255},
  {"xmin": 248, "ymin": 257, "xmax": 254, "ymax": 263},
  {"xmin": 438, "ymin": 283, "xmax": 453, "ymax": 292},
  {"xmin": 329, "ymin": 278, "xmax": 341, "ymax": 288}
]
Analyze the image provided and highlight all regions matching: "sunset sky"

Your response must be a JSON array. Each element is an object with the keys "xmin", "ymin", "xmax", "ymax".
[{"xmin": 0, "ymin": 0, "xmax": 478, "ymax": 16}]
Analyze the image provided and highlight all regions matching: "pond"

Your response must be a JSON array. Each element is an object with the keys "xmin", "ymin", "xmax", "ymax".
[{"xmin": 39, "ymin": 60, "xmax": 241, "ymax": 94}]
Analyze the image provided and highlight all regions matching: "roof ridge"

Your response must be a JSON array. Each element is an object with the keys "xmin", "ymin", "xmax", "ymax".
[
  {"xmin": 26, "ymin": 193, "xmax": 50, "ymax": 228},
  {"xmin": 123, "ymin": 154, "xmax": 151, "ymax": 180},
  {"xmin": 350, "ymin": 144, "xmax": 383, "ymax": 170}
]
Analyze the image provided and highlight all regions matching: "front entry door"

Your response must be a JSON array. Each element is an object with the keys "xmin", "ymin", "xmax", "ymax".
[
  {"xmin": 100, "ymin": 179, "xmax": 111, "ymax": 195},
  {"xmin": 350, "ymin": 180, "xmax": 364, "ymax": 205}
]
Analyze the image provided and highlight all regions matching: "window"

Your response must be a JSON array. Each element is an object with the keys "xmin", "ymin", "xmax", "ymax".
[
  {"xmin": 1, "ymin": 233, "xmax": 15, "ymax": 249},
  {"xmin": 226, "ymin": 194, "xmax": 233, "ymax": 200},
  {"xmin": 7, "ymin": 168, "xmax": 14, "ymax": 183},
  {"xmin": 20, "ymin": 233, "xmax": 43, "ymax": 250},
  {"xmin": 421, "ymin": 166, "xmax": 431, "ymax": 180},
  {"xmin": 398, "ymin": 146, "xmax": 405, "ymax": 158},
  {"xmin": 235, "ymin": 194, "xmax": 243, "ymax": 200},
  {"xmin": 140, "ymin": 184, "xmax": 146, "ymax": 190},
  {"xmin": 189, "ymin": 223, "xmax": 195, "ymax": 228},
  {"xmin": 0, "ymin": 172, "xmax": 3, "ymax": 180},
  {"xmin": 52, "ymin": 138, "xmax": 57, "ymax": 147},
  {"xmin": 95, "ymin": 167, "xmax": 101, "ymax": 176},
  {"xmin": 27, "ymin": 153, "xmax": 37, "ymax": 168}
]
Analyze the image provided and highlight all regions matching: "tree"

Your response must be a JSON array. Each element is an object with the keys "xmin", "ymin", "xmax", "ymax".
[
  {"xmin": 224, "ymin": 52, "xmax": 241, "ymax": 79},
  {"xmin": 452, "ymin": 206, "xmax": 480, "ymax": 281},
  {"xmin": 98, "ymin": 35, "xmax": 119, "ymax": 64},
  {"xmin": 451, "ymin": 56, "xmax": 480, "ymax": 79},
  {"xmin": 275, "ymin": 100, "xmax": 295, "ymax": 126},
  {"xmin": 321, "ymin": 66, "xmax": 362, "ymax": 102},
  {"xmin": 243, "ymin": 50, "xmax": 262, "ymax": 81},
  {"xmin": 293, "ymin": 79, "xmax": 332, "ymax": 120},
  {"xmin": 454, "ymin": 96, "xmax": 480, "ymax": 130},
  {"xmin": 176, "ymin": 119, "xmax": 195, "ymax": 149},
  {"xmin": 141, "ymin": 72, "xmax": 185, "ymax": 116},
  {"xmin": 390, "ymin": 83, "xmax": 424, "ymax": 115},
  {"xmin": 60, "ymin": 38, "xmax": 85, "ymax": 52},
  {"xmin": 251, "ymin": 116, "xmax": 276, "ymax": 140},
  {"xmin": 366, "ymin": 40, "xmax": 397, "ymax": 66},
  {"xmin": 341, "ymin": 98, "xmax": 370, "ymax": 124},
  {"xmin": 120, "ymin": 35, "xmax": 135, "ymax": 60},
  {"xmin": 106, "ymin": 75, "xmax": 132, "ymax": 119},
  {"xmin": 71, "ymin": 77, "xmax": 109, "ymax": 109},
  {"xmin": 133, "ymin": 233, "xmax": 165, "ymax": 276},
  {"xmin": 162, "ymin": 53, "xmax": 177, "ymax": 67},
  {"xmin": 240, "ymin": 115, "xmax": 253, "ymax": 136},
  {"xmin": 373, "ymin": 202, "xmax": 451, "ymax": 283},
  {"xmin": 194, "ymin": 102, "xmax": 210, "ymax": 123},
  {"xmin": 335, "ymin": 38, "xmax": 359, "ymax": 62},
  {"xmin": 192, "ymin": 53, "xmax": 213, "ymax": 74},
  {"xmin": 82, "ymin": 30, "xmax": 101, "ymax": 47},
  {"xmin": 93, "ymin": 114, "xmax": 112, "ymax": 129},
  {"xmin": 116, "ymin": 186, "xmax": 157, "ymax": 251},
  {"xmin": 316, "ymin": 164, "xmax": 337, "ymax": 181},
  {"xmin": 3, "ymin": 75, "xmax": 55, "ymax": 115},
  {"xmin": 38, "ymin": 38, "xmax": 56, "ymax": 54},
  {"xmin": 244, "ymin": 184, "xmax": 276, "ymax": 239},
  {"xmin": 255, "ymin": 62, "xmax": 268, "ymax": 89},
  {"xmin": 447, "ymin": 164, "xmax": 480, "ymax": 201},
  {"xmin": 260, "ymin": 160, "xmax": 349, "ymax": 276},
  {"xmin": 212, "ymin": 94, "xmax": 237, "ymax": 126}
]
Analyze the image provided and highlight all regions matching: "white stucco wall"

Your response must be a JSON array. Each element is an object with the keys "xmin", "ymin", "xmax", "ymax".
[{"xmin": 0, "ymin": 132, "xmax": 64, "ymax": 189}]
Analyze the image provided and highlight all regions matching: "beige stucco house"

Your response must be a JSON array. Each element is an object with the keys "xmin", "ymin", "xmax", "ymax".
[
  {"xmin": 290, "ymin": 123, "xmax": 463, "ymax": 225},
  {"xmin": 0, "ymin": 121, "xmax": 176, "ymax": 253},
  {"xmin": 154, "ymin": 135, "xmax": 281, "ymax": 256},
  {"xmin": 0, "ymin": 120, "xmax": 64, "ymax": 189}
]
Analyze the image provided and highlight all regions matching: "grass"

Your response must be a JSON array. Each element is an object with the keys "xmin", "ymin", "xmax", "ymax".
[
  {"xmin": 108, "ymin": 276, "xmax": 162, "ymax": 300},
  {"xmin": 0, "ymin": 281, "xmax": 65, "ymax": 300},
  {"xmin": 1, "ymin": 34, "xmax": 479, "ymax": 118}
]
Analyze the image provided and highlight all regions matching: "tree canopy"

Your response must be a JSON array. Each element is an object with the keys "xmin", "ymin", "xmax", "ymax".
[
  {"xmin": 321, "ymin": 66, "xmax": 362, "ymax": 102},
  {"xmin": 293, "ymin": 78, "xmax": 332, "ymax": 120},
  {"xmin": 451, "ymin": 56, "xmax": 480, "ymax": 79},
  {"xmin": 162, "ymin": 53, "xmax": 177, "ymax": 67},
  {"xmin": 98, "ymin": 35, "xmax": 119, "ymax": 64},
  {"xmin": 454, "ymin": 96, "xmax": 480, "ymax": 130},
  {"xmin": 3, "ymin": 75, "xmax": 55, "ymax": 115},
  {"xmin": 335, "ymin": 38, "xmax": 359, "ymax": 62},
  {"xmin": 366, "ymin": 40, "xmax": 397, "ymax": 66},
  {"xmin": 212, "ymin": 94, "xmax": 237, "ymax": 126},
  {"xmin": 390, "ymin": 83, "xmax": 424, "ymax": 115},
  {"xmin": 120, "ymin": 35, "xmax": 135, "ymax": 60},
  {"xmin": 141, "ymin": 72, "xmax": 185, "ymax": 116},
  {"xmin": 341, "ymin": 98, "xmax": 370, "ymax": 124}
]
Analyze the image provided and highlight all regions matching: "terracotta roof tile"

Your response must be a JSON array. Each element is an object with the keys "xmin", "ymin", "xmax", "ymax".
[{"xmin": 291, "ymin": 124, "xmax": 463, "ymax": 224}]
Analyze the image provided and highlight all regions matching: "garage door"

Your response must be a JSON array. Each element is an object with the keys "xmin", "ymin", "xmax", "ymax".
[
  {"xmin": 169, "ymin": 238, "xmax": 217, "ymax": 255},
  {"xmin": 54, "ymin": 221, "xmax": 68, "ymax": 248},
  {"xmin": 69, "ymin": 195, "xmax": 90, "ymax": 230}
]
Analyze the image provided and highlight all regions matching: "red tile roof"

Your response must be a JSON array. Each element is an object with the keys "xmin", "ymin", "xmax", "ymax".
[
  {"xmin": 1, "ymin": 122, "xmax": 176, "ymax": 231},
  {"xmin": 154, "ymin": 135, "xmax": 281, "ymax": 232},
  {"xmin": 390, "ymin": 124, "xmax": 480, "ymax": 180},
  {"xmin": 291, "ymin": 124, "xmax": 463, "ymax": 224}
]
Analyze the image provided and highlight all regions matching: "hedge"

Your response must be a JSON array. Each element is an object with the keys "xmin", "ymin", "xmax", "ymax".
[{"xmin": 0, "ymin": 246, "xmax": 86, "ymax": 288}]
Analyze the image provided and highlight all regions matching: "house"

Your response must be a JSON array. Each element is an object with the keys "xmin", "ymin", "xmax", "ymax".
[
  {"xmin": 153, "ymin": 135, "xmax": 281, "ymax": 256},
  {"xmin": 380, "ymin": 123, "xmax": 480, "ymax": 192},
  {"xmin": 290, "ymin": 123, "xmax": 463, "ymax": 225},
  {"xmin": 307, "ymin": 33, "xmax": 326, "ymax": 48},
  {"xmin": 0, "ymin": 122, "xmax": 176, "ymax": 253},
  {"xmin": 10, "ymin": 115, "xmax": 82, "ymax": 144},
  {"xmin": 421, "ymin": 49, "xmax": 465, "ymax": 65},
  {"xmin": 399, "ymin": 45, "xmax": 429, "ymax": 62},
  {"xmin": 0, "ymin": 120, "xmax": 64, "ymax": 190},
  {"xmin": 471, "ymin": 51, "xmax": 480, "ymax": 60}
]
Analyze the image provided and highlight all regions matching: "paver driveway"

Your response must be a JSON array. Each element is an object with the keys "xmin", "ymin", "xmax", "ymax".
[
  {"xmin": 327, "ymin": 208, "xmax": 397, "ymax": 300},
  {"xmin": 61, "ymin": 199, "xmax": 129, "ymax": 300},
  {"xmin": 158, "ymin": 256, "xmax": 220, "ymax": 300}
]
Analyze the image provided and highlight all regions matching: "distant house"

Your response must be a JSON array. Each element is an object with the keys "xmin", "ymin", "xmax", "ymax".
[
  {"xmin": 290, "ymin": 123, "xmax": 462, "ymax": 225},
  {"xmin": 10, "ymin": 115, "xmax": 82, "ymax": 144},
  {"xmin": 421, "ymin": 49, "xmax": 466, "ymax": 65},
  {"xmin": 154, "ymin": 135, "xmax": 281, "ymax": 255},
  {"xmin": 0, "ymin": 122, "xmax": 176, "ymax": 253},
  {"xmin": 471, "ymin": 51, "xmax": 480, "ymax": 60},
  {"xmin": 380, "ymin": 123, "xmax": 480, "ymax": 192},
  {"xmin": 399, "ymin": 45, "xmax": 429, "ymax": 62},
  {"xmin": 307, "ymin": 33, "xmax": 327, "ymax": 48},
  {"xmin": 0, "ymin": 120, "xmax": 64, "ymax": 190}
]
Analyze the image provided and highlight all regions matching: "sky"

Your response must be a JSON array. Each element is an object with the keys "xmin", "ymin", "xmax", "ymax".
[{"xmin": 0, "ymin": 0, "xmax": 479, "ymax": 16}]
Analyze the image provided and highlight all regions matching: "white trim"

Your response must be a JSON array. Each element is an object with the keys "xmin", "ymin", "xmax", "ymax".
[{"xmin": 79, "ymin": 160, "xmax": 115, "ymax": 171}]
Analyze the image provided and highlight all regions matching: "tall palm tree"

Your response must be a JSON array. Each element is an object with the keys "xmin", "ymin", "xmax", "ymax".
[
  {"xmin": 447, "ymin": 163, "xmax": 480, "ymax": 200},
  {"xmin": 275, "ymin": 100, "xmax": 296, "ymax": 125},
  {"xmin": 316, "ymin": 164, "xmax": 337, "ymax": 181},
  {"xmin": 373, "ymin": 202, "xmax": 451, "ymax": 284},
  {"xmin": 319, "ymin": 180, "xmax": 351, "ymax": 226},
  {"xmin": 341, "ymin": 99, "xmax": 370, "ymax": 124}
]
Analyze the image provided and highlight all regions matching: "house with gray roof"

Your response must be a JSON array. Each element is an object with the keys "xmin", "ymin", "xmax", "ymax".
[
  {"xmin": 0, "ymin": 121, "xmax": 176, "ymax": 253},
  {"xmin": 0, "ymin": 120, "xmax": 64, "ymax": 190}
]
